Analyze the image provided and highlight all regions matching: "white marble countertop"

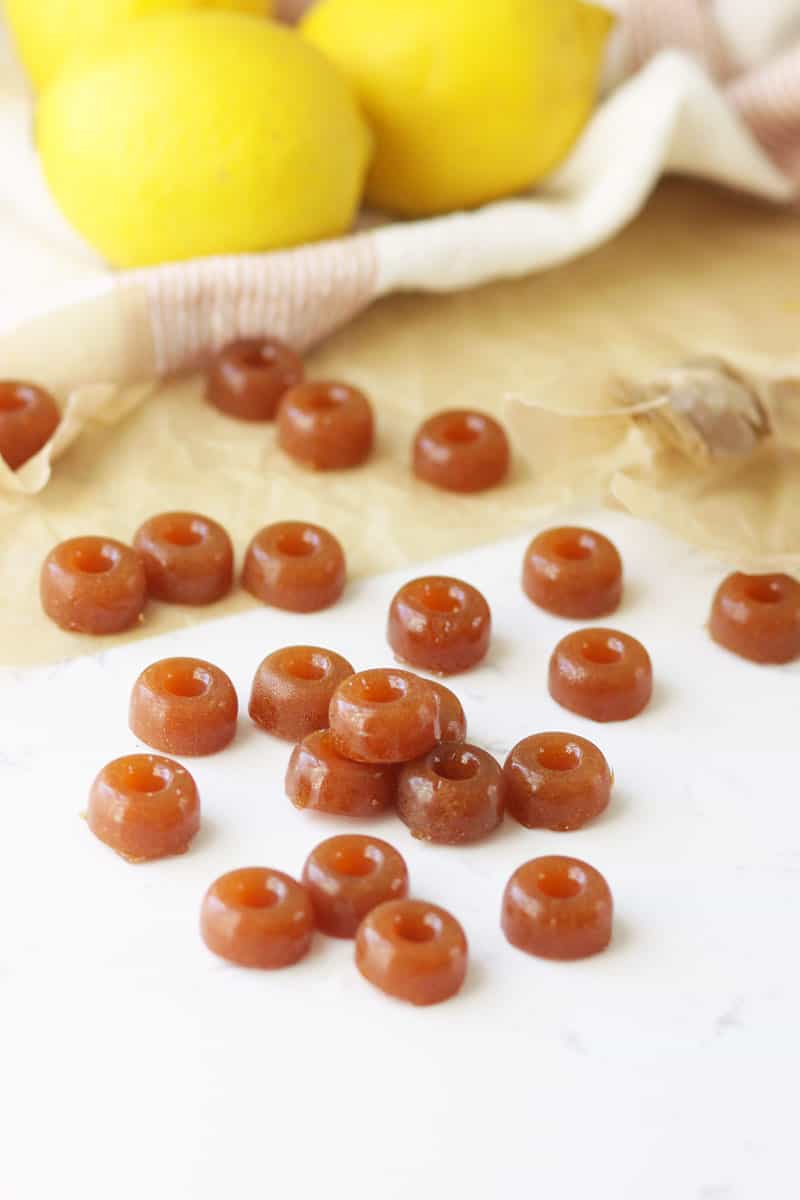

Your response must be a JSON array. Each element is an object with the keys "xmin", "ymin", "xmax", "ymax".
[{"xmin": 1, "ymin": 510, "xmax": 796, "ymax": 1200}]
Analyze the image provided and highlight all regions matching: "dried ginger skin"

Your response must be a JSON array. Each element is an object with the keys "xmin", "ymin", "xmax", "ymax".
[{"xmin": 624, "ymin": 359, "xmax": 771, "ymax": 463}]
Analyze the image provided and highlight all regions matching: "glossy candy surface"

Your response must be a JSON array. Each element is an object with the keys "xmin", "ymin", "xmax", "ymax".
[
  {"xmin": 709, "ymin": 571, "xmax": 800, "ymax": 664},
  {"xmin": 502, "ymin": 856, "xmax": 613, "ymax": 960},
  {"xmin": 388, "ymin": 575, "xmax": 491, "ymax": 674},
  {"xmin": 249, "ymin": 645, "xmax": 354, "ymax": 741},
  {"xmin": 88, "ymin": 754, "xmax": 200, "ymax": 862},
  {"xmin": 134, "ymin": 512, "xmax": 234, "ymax": 605},
  {"xmin": 207, "ymin": 337, "xmax": 304, "ymax": 421},
  {"xmin": 201, "ymin": 868, "xmax": 314, "ymax": 968},
  {"xmin": 278, "ymin": 380, "xmax": 374, "ymax": 470},
  {"xmin": 302, "ymin": 835, "xmax": 408, "ymax": 937},
  {"xmin": 523, "ymin": 526, "xmax": 623, "ymax": 619},
  {"xmin": 286, "ymin": 729, "xmax": 397, "ymax": 817},
  {"xmin": 413, "ymin": 408, "xmax": 510, "ymax": 493},
  {"xmin": 397, "ymin": 741, "xmax": 504, "ymax": 843},
  {"xmin": 504, "ymin": 732, "xmax": 612, "ymax": 830},
  {"xmin": 243, "ymin": 521, "xmax": 346, "ymax": 612},
  {"xmin": 548, "ymin": 627, "xmax": 653, "ymax": 722},
  {"xmin": 355, "ymin": 898, "xmax": 468, "ymax": 1006},
  {"xmin": 129, "ymin": 656, "xmax": 238, "ymax": 756},
  {"xmin": 0, "ymin": 380, "xmax": 60, "ymax": 470},
  {"xmin": 329, "ymin": 668, "xmax": 440, "ymax": 763},
  {"xmin": 428, "ymin": 679, "xmax": 467, "ymax": 742},
  {"xmin": 41, "ymin": 536, "xmax": 147, "ymax": 635}
]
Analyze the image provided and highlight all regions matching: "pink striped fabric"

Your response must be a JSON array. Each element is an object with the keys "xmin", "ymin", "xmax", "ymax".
[
  {"xmin": 728, "ymin": 44, "xmax": 800, "ymax": 180},
  {"xmin": 614, "ymin": 0, "xmax": 800, "ymax": 181},
  {"xmin": 131, "ymin": 234, "xmax": 379, "ymax": 375},
  {"xmin": 618, "ymin": 0, "xmax": 735, "ymax": 80}
]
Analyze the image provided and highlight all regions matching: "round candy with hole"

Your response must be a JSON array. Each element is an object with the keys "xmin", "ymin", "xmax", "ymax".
[
  {"xmin": 129, "ymin": 656, "xmax": 238, "ymax": 756},
  {"xmin": 40, "ymin": 535, "xmax": 147, "ymax": 635},
  {"xmin": 413, "ymin": 408, "xmax": 510, "ymax": 493},
  {"xmin": 88, "ymin": 754, "xmax": 200, "ymax": 862},
  {"xmin": 302, "ymin": 834, "xmax": 409, "ymax": 938},
  {"xmin": 501, "ymin": 856, "xmax": 613, "ymax": 960},
  {"xmin": 134, "ymin": 511, "xmax": 234, "ymax": 605},
  {"xmin": 388, "ymin": 575, "xmax": 491, "ymax": 674},
  {"xmin": 200, "ymin": 867, "xmax": 314, "ymax": 968},
  {"xmin": 355, "ymin": 898, "xmax": 468, "ymax": 1006},
  {"xmin": 329, "ymin": 668, "xmax": 440, "ymax": 764},
  {"xmin": 709, "ymin": 571, "xmax": 800, "ymax": 664},
  {"xmin": 504, "ymin": 732, "xmax": 612, "ymax": 831},
  {"xmin": 207, "ymin": 337, "xmax": 304, "ymax": 421},
  {"xmin": 242, "ymin": 520, "xmax": 346, "ymax": 613},
  {"xmin": 278, "ymin": 380, "xmax": 374, "ymax": 470},
  {"xmin": 397, "ymin": 741, "xmax": 504, "ymax": 844},
  {"xmin": 286, "ymin": 729, "xmax": 397, "ymax": 817},
  {"xmin": 548, "ymin": 627, "xmax": 652, "ymax": 722},
  {"xmin": 523, "ymin": 526, "xmax": 623, "ymax": 619},
  {"xmin": 0, "ymin": 380, "xmax": 60, "ymax": 470},
  {"xmin": 250, "ymin": 645, "xmax": 354, "ymax": 741}
]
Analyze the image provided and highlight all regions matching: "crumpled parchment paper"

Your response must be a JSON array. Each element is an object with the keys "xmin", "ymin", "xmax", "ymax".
[{"xmin": 1, "ymin": 180, "xmax": 798, "ymax": 666}]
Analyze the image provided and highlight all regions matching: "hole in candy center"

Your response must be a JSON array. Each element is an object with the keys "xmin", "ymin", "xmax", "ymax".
[
  {"xmin": 421, "ymin": 581, "xmax": 464, "ymax": 614},
  {"xmin": 394, "ymin": 912, "xmax": 439, "ymax": 943},
  {"xmin": 553, "ymin": 533, "xmax": 594, "ymax": 562},
  {"xmin": 164, "ymin": 668, "xmax": 210, "ymax": 699},
  {"xmin": 276, "ymin": 528, "xmax": 318, "ymax": 558},
  {"xmin": 441, "ymin": 415, "xmax": 482, "ymax": 445},
  {"xmin": 358, "ymin": 674, "xmax": 407, "ymax": 704},
  {"xmin": 581, "ymin": 638, "xmax": 623, "ymax": 665},
  {"xmin": 537, "ymin": 742, "xmax": 581, "ymax": 772},
  {"xmin": 535, "ymin": 865, "xmax": 584, "ymax": 899},
  {"xmin": 746, "ymin": 578, "xmax": 783, "ymax": 605},
  {"xmin": 72, "ymin": 546, "xmax": 117, "ymax": 575},
  {"xmin": 433, "ymin": 748, "xmax": 480, "ymax": 782}
]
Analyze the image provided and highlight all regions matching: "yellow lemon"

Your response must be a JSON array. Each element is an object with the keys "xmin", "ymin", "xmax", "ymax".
[
  {"xmin": 37, "ymin": 12, "xmax": 371, "ymax": 268},
  {"xmin": 3, "ymin": 0, "xmax": 276, "ymax": 90},
  {"xmin": 302, "ymin": 0, "xmax": 613, "ymax": 217}
]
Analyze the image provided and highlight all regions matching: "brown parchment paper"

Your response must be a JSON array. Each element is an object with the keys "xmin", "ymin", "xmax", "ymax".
[{"xmin": 1, "ymin": 179, "xmax": 798, "ymax": 667}]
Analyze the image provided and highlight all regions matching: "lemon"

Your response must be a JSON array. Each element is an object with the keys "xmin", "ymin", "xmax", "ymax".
[
  {"xmin": 3, "ymin": 0, "xmax": 276, "ymax": 90},
  {"xmin": 37, "ymin": 12, "xmax": 371, "ymax": 268},
  {"xmin": 302, "ymin": 0, "xmax": 613, "ymax": 217}
]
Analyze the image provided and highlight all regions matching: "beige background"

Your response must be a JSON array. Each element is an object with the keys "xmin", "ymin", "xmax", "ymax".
[{"xmin": 2, "ymin": 179, "xmax": 798, "ymax": 667}]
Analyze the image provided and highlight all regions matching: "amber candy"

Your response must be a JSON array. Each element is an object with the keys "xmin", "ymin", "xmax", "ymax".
[
  {"xmin": 250, "ymin": 645, "xmax": 354, "ymax": 742},
  {"xmin": 709, "ymin": 571, "xmax": 800, "ymax": 664},
  {"xmin": 133, "ymin": 511, "xmax": 234, "ymax": 605},
  {"xmin": 356, "ymin": 899, "xmax": 468, "ymax": 1006},
  {"xmin": 388, "ymin": 576, "xmax": 491, "ymax": 674},
  {"xmin": 413, "ymin": 408, "xmax": 510, "ymax": 493},
  {"xmin": 549, "ymin": 627, "xmax": 652, "ymax": 722},
  {"xmin": 397, "ymin": 742, "xmax": 504, "ymax": 844},
  {"xmin": 207, "ymin": 336, "xmax": 304, "ymax": 421},
  {"xmin": 504, "ymin": 732, "xmax": 612, "ymax": 831},
  {"xmin": 243, "ymin": 520, "xmax": 346, "ymax": 613},
  {"xmin": 286, "ymin": 730, "xmax": 396, "ymax": 817},
  {"xmin": 129, "ymin": 656, "xmax": 238, "ymax": 756},
  {"xmin": 0, "ymin": 380, "xmax": 60, "ymax": 470},
  {"xmin": 523, "ymin": 526, "xmax": 623, "ymax": 619},
  {"xmin": 302, "ymin": 835, "xmax": 409, "ymax": 938},
  {"xmin": 201, "ymin": 867, "xmax": 314, "ymax": 968},
  {"xmin": 88, "ymin": 754, "xmax": 200, "ymax": 862},
  {"xmin": 502, "ymin": 856, "xmax": 613, "ymax": 960},
  {"xmin": 329, "ymin": 668, "xmax": 440, "ymax": 764},
  {"xmin": 428, "ymin": 679, "xmax": 467, "ymax": 742},
  {"xmin": 278, "ymin": 381, "xmax": 374, "ymax": 470},
  {"xmin": 41, "ymin": 536, "xmax": 147, "ymax": 635}
]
